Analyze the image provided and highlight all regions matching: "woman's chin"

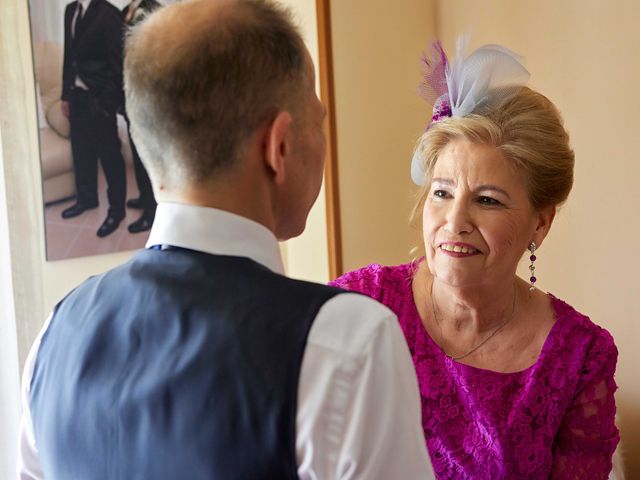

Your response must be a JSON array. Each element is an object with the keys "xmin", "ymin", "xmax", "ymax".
[{"xmin": 432, "ymin": 274, "xmax": 485, "ymax": 289}]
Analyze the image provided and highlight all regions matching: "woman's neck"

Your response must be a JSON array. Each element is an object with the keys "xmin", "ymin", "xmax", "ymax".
[
  {"xmin": 412, "ymin": 260, "xmax": 555, "ymax": 370},
  {"xmin": 420, "ymin": 262, "xmax": 520, "ymax": 335}
]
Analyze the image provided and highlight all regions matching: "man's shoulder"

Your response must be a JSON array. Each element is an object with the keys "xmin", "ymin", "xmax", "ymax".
[
  {"xmin": 248, "ymin": 267, "xmax": 398, "ymax": 359},
  {"xmin": 55, "ymin": 260, "xmax": 128, "ymax": 306},
  {"xmin": 275, "ymin": 273, "xmax": 345, "ymax": 296},
  {"xmin": 63, "ymin": 252, "xmax": 342, "ymax": 307},
  {"xmin": 307, "ymin": 290, "xmax": 398, "ymax": 360}
]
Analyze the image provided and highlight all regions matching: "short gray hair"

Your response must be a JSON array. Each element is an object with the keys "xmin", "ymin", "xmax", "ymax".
[{"xmin": 124, "ymin": 0, "xmax": 307, "ymax": 187}]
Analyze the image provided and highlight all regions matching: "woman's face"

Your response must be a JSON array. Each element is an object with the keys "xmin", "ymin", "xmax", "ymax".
[{"xmin": 423, "ymin": 138, "xmax": 552, "ymax": 288}]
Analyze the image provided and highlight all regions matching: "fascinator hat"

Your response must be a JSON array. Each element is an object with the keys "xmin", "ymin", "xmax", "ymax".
[{"xmin": 410, "ymin": 36, "xmax": 531, "ymax": 185}]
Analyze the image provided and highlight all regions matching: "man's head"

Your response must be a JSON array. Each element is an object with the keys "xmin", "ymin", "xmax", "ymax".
[{"xmin": 125, "ymin": 0, "xmax": 326, "ymax": 238}]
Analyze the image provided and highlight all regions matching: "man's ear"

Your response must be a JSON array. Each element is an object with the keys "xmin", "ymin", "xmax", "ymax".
[
  {"xmin": 532, "ymin": 205, "xmax": 556, "ymax": 248},
  {"xmin": 264, "ymin": 110, "xmax": 293, "ymax": 185}
]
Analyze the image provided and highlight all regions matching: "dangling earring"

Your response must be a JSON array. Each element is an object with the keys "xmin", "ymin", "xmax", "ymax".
[{"xmin": 528, "ymin": 241, "xmax": 537, "ymax": 291}]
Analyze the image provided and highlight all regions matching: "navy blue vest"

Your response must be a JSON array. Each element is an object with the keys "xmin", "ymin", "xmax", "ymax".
[{"xmin": 30, "ymin": 248, "xmax": 343, "ymax": 479}]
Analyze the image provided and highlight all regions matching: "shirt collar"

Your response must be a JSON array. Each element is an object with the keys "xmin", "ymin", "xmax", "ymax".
[
  {"xmin": 78, "ymin": 0, "xmax": 92, "ymax": 10},
  {"xmin": 146, "ymin": 202, "xmax": 285, "ymax": 275}
]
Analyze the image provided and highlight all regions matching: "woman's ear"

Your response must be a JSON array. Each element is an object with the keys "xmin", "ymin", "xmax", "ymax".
[
  {"xmin": 263, "ymin": 110, "xmax": 293, "ymax": 185},
  {"xmin": 532, "ymin": 205, "xmax": 556, "ymax": 248}
]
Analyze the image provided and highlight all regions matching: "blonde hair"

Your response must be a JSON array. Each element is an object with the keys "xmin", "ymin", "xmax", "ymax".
[{"xmin": 410, "ymin": 87, "xmax": 575, "ymax": 228}]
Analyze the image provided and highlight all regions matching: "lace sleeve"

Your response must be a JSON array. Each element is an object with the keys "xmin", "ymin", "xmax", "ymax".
[
  {"xmin": 550, "ymin": 328, "xmax": 620, "ymax": 479},
  {"xmin": 329, "ymin": 264, "xmax": 386, "ymax": 300}
]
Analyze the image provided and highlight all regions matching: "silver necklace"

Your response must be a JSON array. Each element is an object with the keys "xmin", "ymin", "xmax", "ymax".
[{"xmin": 430, "ymin": 282, "xmax": 517, "ymax": 361}]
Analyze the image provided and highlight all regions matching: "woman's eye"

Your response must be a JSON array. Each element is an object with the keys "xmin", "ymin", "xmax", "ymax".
[
  {"xmin": 477, "ymin": 196, "xmax": 501, "ymax": 206},
  {"xmin": 433, "ymin": 190, "xmax": 449, "ymax": 199}
]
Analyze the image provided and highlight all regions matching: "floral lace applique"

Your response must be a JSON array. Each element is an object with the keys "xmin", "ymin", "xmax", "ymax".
[{"xmin": 331, "ymin": 263, "xmax": 619, "ymax": 480}]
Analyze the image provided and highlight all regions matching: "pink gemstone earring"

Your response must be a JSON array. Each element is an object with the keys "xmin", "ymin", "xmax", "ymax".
[{"xmin": 528, "ymin": 241, "xmax": 537, "ymax": 291}]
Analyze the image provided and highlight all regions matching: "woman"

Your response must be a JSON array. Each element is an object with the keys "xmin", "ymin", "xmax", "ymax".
[{"xmin": 331, "ymin": 40, "xmax": 619, "ymax": 479}]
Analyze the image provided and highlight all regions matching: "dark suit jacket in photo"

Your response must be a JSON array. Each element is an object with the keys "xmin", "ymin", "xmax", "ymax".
[{"xmin": 62, "ymin": 0, "xmax": 124, "ymax": 114}]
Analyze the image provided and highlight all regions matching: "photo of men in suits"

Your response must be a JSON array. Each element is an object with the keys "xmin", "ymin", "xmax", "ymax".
[
  {"xmin": 30, "ymin": 0, "xmax": 169, "ymax": 260},
  {"xmin": 60, "ymin": 0, "xmax": 127, "ymax": 238}
]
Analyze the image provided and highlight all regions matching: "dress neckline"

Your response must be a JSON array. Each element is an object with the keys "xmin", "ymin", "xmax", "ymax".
[{"xmin": 405, "ymin": 269, "xmax": 565, "ymax": 376}]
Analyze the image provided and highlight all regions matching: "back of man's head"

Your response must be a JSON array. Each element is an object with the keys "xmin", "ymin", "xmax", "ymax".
[{"xmin": 124, "ymin": 0, "xmax": 307, "ymax": 189}]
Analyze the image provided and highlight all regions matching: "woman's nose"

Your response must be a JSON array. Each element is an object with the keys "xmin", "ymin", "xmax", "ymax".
[{"xmin": 443, "ymin": 199, "xmax": 473, "ymax": 234}]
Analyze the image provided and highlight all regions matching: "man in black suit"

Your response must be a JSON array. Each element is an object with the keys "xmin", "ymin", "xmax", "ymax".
[
  {"xmin": 60, "ymin": 0, "xmax": 127, "ymax": 238},
  {"xmin": 120, "ymin": 0, "xmax": 161, "ymax": 234}
]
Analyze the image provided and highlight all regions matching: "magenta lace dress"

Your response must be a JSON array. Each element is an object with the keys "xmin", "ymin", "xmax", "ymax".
[{"xmin": 330, "ymin": 263, "xmax": 619, "ymax": 479}]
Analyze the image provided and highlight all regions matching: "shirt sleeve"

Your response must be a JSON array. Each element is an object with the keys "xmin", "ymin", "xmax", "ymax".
[
  {"xmin": 17, "ymin": 314, "xmax": 53, "ymax": 480},
  {"xmin": 296, "ymin": 293, "xmax": 434, "ymax": 479},
  {"xmin": 550, "ymin": 328, "xmax": 620, "ymax": 480}
]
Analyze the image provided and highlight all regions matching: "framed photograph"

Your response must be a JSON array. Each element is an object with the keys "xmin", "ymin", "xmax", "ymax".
[
  {"xmin": 28, "ymin": 0, "xmax": 165, "ymax": 261},
  {"xmin": 27, "ymin": 0, "xmax": 341, "ymax": 275}
]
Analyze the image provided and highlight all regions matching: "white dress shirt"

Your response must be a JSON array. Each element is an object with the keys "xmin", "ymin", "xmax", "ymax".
[{"xmin": 18, "ymin": 202, "xmax": 434, "ymax": 479}]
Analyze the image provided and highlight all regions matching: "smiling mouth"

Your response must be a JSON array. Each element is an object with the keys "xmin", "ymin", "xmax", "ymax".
[{"xmin": 439, "ymin": 244, "xmax": 479, "ymax": 254}]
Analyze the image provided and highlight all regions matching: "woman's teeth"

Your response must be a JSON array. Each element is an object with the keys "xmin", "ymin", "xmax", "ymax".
[{"xmin": 440, "ymin": 244, "xmax": 477, "ymax": 254}]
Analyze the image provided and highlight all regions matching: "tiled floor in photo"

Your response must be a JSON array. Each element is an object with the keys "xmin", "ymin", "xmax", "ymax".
[{"xmin": 44, "ymin": 162, "xmax": 150, "ymax": 261}]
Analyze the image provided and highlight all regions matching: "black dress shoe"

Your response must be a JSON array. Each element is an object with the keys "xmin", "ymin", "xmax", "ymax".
[
  {"xmin": 97, "ymin": 215, "xmax": 123, "ymax": 238},
  {"xmin": 127, "ymin": 212, "xmax": 155, "ymax": 234},
  {"xmin": 61, "ymin": 202, "xmax": 98, "ymax": 219},
  {"xmin": 126, "ymin": 197, "xmax": 144, "ymax": 209}
]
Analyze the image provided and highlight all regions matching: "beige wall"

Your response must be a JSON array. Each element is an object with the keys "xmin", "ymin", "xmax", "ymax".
[
  {"xmin": 332, "ymin": 0, "xmax": 640, "ymax": 477},
  {"xmin": 280, "ymin": 0, "xmax": 330, "ymax": 284},
  {"xmin": 331, "ymin": 0, "xmax": 437, "ymax": 272}
]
